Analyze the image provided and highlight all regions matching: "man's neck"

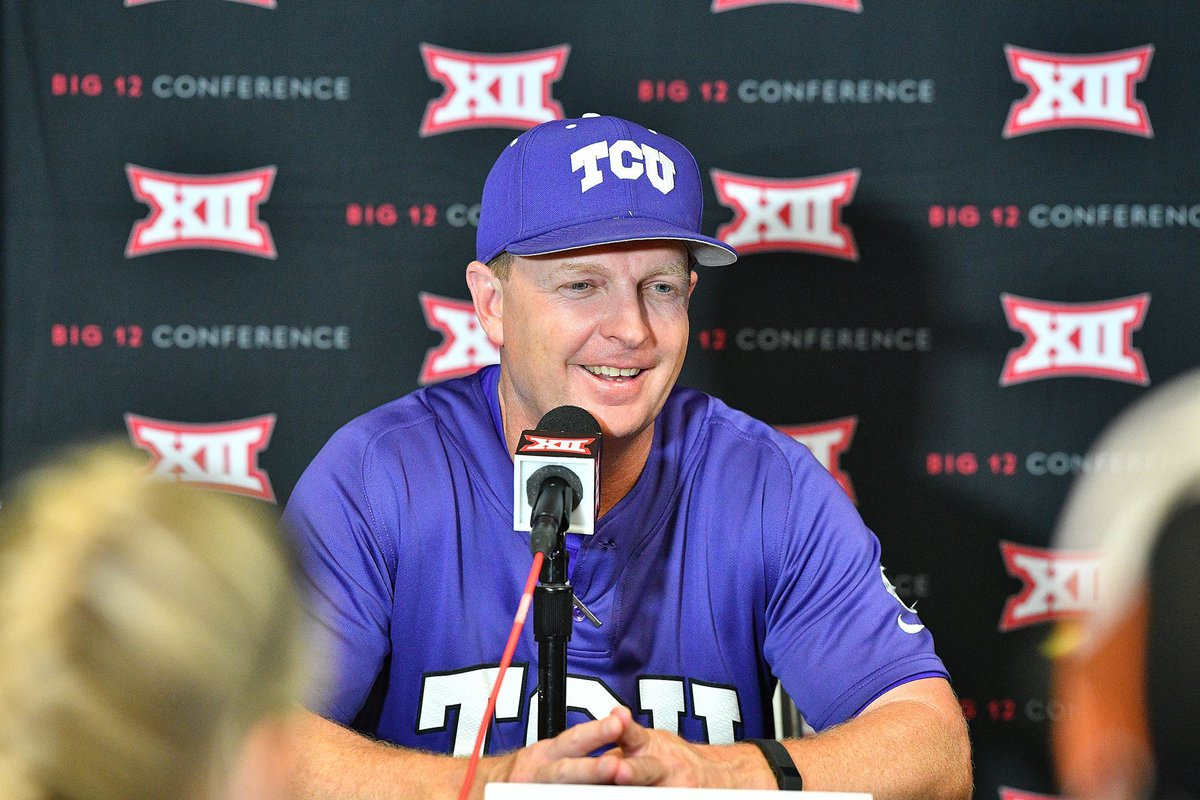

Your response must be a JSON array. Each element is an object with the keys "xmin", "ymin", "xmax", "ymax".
[{"xmin": 498, "ymin": 384, "xmax": 653, "ymax": 520}]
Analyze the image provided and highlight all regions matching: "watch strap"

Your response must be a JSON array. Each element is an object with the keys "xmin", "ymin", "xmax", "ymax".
[{"xmin": 747, "ymin": 738, "xmax": 804, "ymax": 791}]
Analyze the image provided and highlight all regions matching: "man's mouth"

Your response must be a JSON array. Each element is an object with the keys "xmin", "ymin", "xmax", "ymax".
[{"xmin": 582, "ymin": 365, "xmax": 643, "ymax": 379}]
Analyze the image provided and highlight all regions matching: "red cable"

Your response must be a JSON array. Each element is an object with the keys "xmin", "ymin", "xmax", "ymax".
[{"xmin": 458, "ymin": 551, "xmax": 544, "ymax": 800}]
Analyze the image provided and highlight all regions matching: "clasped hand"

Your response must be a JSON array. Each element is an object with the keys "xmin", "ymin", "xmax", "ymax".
[{"xmin": 483, "ymin": 706, "xmax": 755, "ymax": 795}]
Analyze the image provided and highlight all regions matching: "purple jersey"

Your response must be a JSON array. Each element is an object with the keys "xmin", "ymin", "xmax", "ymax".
[{"xmin": 284, "ymin": 365, "xmax": 946, "ymax": 754}]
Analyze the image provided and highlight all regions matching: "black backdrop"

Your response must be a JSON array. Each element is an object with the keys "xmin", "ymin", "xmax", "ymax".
[{"xmin": 5, "ymin": 3, "xmax": 1199, "ymax": 797}]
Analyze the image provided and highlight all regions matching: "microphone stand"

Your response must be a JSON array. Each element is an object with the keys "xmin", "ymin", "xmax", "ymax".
[
  {"xmin": 528, "ymin": 476, "xmax": 574, "ymax": 741},
  {"xmin": 534, "ymin": 534, "xmax": 572, "ymax": 740},
  {"xmin": 528, "ymin": 475, "xmax": 601, "ymax": 740}
]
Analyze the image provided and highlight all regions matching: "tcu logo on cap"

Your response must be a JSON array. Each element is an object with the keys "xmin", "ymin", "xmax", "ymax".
[
  {"xmin": 126, "ymin": 165, "xmax": 276, "ymax": 258},
  {"xmin": 418, "ymin": 293, "xmax": 500, "ymax": 385},
  {"xmin": 999, "ymin": 541, "xmax": 1099, "ymax": 631},
  {"xmin": 420, "ymin": 44, "xmax": 569, "ymax": 136},
  {"xmin": 1000, "ymin": 294, "xmax": 1150, "ymax": 386},
  {"xmin": 519, "ymin": 435, "xmax": 597, "ymax": 455},
  {"xmin": 712, "ymin": 0, "xmax": 861, "ymax": 11},
  {"xmin": 711, "ymin": 169, "xmax": 859, "ymax": 260},
  {"xmin": 1003, "ymin": 45, "xmax": 1154, "ymax": 138},
  {"xmin": 125, "ymin": 413, "xmax": 276, "ymax": 502},
  {"xmin": 777, "ymin": 417, "xmax": 858, "ymax": 503},
  {"xmin": 570, "ymin": 140, "xmax": 676, "ymax": 194}
]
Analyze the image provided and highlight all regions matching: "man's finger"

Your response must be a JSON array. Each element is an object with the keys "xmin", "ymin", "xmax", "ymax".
[
  {"xmin": 537, "ymin": 714, "xmax": 624, "ymax": 760},
  {"xmin": 536, "ymin": 754, "xmax": 622, "ymax": 785},
  {"xmin": 612, "ymin": 754, "xmax": 668, "ymax": 786},
  {"xmin": 614, "ymin": 714, "xmax": 652, "ymax": 754}
]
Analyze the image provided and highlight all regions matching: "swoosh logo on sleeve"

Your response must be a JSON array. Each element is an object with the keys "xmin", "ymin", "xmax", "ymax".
[{"xmin": 897, "ymin": 614, "xmax": 926, "ymax": 635}]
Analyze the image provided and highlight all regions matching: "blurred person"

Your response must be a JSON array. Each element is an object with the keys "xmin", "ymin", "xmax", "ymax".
[
  {"xmin": 1050, "ymin": 369, "xmax": 1200, "ymax": 800},
  {"xmin": 0, "ymin": 444, "xmax": 309, "ymax": 800}
]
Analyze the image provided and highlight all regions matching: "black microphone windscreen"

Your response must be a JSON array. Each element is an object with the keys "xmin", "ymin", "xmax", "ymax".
[{"xmin": 536, "ymin": 405, "xmax": 601, "ymax": 436}]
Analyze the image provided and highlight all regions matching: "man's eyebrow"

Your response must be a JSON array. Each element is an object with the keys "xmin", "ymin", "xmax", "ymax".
[{"xmin": 548, "ymin": 258, "xmax": 691, "ymax": 278}]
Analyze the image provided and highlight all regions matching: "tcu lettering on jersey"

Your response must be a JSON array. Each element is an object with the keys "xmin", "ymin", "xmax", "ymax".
[
  {"xmin": 711, "ymin": 169, "xmax": 859, "ymax": 261},
  {"xmin": 418, "ymin": 667, "xmax": 743, "ymax": 755},
  {"xmin": 125, "ymin": 165, "xmax": 277, "ymax": 258},
  {"xmin": 776, "ymin": 417, "xmax": 858, "ymax": 503},
  {"xmin": 519, "ymin": 435, "xmax": 597, "ymax": 455},
  {"xmin": 570, "ymin": 140, "xmax": 676, "ymax": 194},
  {"xmin": 419, "ymin": 293, "xmax": 500, "ymax": 385},
  {"xmin": 1000, "ymin": 294, "xmax": 1150, "ymax": 386},
  {"xmin": 419, "ymin": 44, "xmax": 569, "ymax": 136},
  {"xmin": 125, "ymin": 0, "xmax": 275, "ymax": 6},
  {"xmin": 125, "ymin": 414, "xmax": 276, "ymax": 502},
  {"xmin": 712, "ymin": 0, "xmax": 861, "ymax": 10},
  {"xmin": 1003, "ymin": 45, "xmax": 1154, "ymax": 138},
  {"xmin": 999, "ymin": 541, "xmax": 1099, "ymax": 631}
]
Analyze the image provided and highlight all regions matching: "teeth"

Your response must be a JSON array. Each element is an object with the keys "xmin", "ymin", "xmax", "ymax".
[{"xmin": 585, "ymin": 365, "xmax": 641, "ymax": 378}]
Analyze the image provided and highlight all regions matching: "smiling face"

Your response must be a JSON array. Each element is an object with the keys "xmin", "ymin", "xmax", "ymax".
[{"xmin": 468, "ymin": 240, "xmax": 696, "ymax": 454}]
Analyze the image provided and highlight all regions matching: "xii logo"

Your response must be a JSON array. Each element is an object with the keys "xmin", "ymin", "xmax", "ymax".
[
  {"xmin": 711, "ymin": 0, "xmax": 862, "ymax": 11},
  {"xmin": 1000, "ymin": 294, "xmax": 1150, "ymax": 386},
  {"xmin": 126, "ymin": 165, "xmax": 277, "ymax": 258},
  {"xmin": 999, "ymin": 541, "xmax": 1099, "ymax": 631},
  {"xmin": 776, "ymin": 417, "xmax": 858, "ymax": 503},
  {"xmin": 125, "ymin": 414, "xmax": 276, "ymax": 501},
  {"xmin": 711, "ymin": 169, "xmax": 859, "ymax": 261},
  {"xmin": 420, "ymin": 44, "xmax": 569, "ymax": 136},
  {"xmin": 1003, "ymin": 45, "xmax": 1154, "ymax": 137},
  {"xmin": 418, "ymin": 294, "xmax": 500, "ymax": 385}
]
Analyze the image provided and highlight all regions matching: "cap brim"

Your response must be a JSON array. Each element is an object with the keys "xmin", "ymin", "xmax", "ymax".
[{"xmin": 505, "ymin": 216, "xmax": 737, "ymax": 266}]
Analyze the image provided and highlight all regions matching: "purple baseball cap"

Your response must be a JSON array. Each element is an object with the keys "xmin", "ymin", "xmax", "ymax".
[{"xmin": 476, "ymin": 114, "xmax": 737, "ymax": 267}]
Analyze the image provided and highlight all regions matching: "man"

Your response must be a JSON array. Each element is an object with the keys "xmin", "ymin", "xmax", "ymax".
[{"xmin": 284, "ymin": 114, "xmax": 971, "ymax": 800}]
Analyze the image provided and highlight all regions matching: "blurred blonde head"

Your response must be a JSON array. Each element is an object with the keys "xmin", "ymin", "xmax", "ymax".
[{"xmin": 0, "ymin": 443, "xmax": 307, "ymax": 800}]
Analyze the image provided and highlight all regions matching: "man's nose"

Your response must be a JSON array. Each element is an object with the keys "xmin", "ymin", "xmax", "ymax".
[{"xmin": 598, "ymin": 288, "xmax": 652, "ymax": 348}]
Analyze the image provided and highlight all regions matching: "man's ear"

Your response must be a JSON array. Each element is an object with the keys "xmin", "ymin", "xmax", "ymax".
[{"xmin": 465, "ymin": 260, "xmax": 504, "ymax": 348}]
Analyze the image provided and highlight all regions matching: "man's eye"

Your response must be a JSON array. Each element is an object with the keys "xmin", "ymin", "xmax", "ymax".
[
  {"xmin": 566, "ymin": 281, "xmax": 592, "ymax": 292},
  {"xmin": 650, "ymin": 282, "xmax": 680, "ymax": 294}
]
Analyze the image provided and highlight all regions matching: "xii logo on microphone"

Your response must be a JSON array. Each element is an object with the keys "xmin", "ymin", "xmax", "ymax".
[
  {"xmin": 1003, "ymin": 45, "xmax": 1154, "ymax": 138},
  {"xmin": 125, "ymin": 413, "xmax": 276, "ymax": 501},
  {"xmin": 126, "ymin": 165, "xmax": 277, "ymax": 258},
  {"xmin": 711, "ymin": 169, "xmax": 859, "ymax": 261},
  {"xmin": 1000, "ymin": 294, "xmax": 1150, "ymax": 386},
  {"xmin": 419, "ymin": 44, "xmax": 569, "ymax": 136},
  {"xmin": 999, "ymin": 541, "xmax": 1098, "ymax": 631},
  {"xmin": 519, "ymin": 435, "xmax": 597, "ymax": 456}
]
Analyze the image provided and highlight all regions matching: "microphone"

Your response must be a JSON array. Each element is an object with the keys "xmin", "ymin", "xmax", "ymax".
[{"xmin": 513, "ymin": 405, "xmax": 602, "ymax": 554}]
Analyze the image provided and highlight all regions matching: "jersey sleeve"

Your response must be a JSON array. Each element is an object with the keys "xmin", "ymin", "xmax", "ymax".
[
  {"xmin": 282, "ymin": 424, "xmax": 397, "ymax": 725},
  {"xmin": 761, "ymin": 447, "xmax": 948, "ymax": 732}
]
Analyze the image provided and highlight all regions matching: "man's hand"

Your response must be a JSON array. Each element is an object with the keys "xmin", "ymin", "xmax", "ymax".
[
  {"xmin": 483, "ymin": 710, "xmax": 626, "ymax": 790},
  {"xmin": 605, "ymin": 708, "xmax": 774, "ymax": 790}
]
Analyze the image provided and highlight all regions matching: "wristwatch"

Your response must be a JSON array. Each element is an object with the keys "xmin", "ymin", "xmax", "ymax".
[{"xmin": 747, "ymin": 738, "xmax": 804, "ymax": 791}]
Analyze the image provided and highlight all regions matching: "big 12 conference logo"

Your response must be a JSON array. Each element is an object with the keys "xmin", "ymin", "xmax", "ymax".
[
  {"xmin": 126, "ymin": 165, "xmax": 277, "ymax": 258},
  {"xmin": 711, "ymin": 169, "xmax": 859, "ymax": 261},
  {"xmin": 776, "ymin": 417, "xmax": 857, "ymax": 503},
  {"xmin": 125, "ymin": 414, "xmax": 276, "ymax": 501},
  {"xmin": 711, "ymin": 0, "xmax": 862, "ymax": 11},
  {"xmin": 419, "ymin": 293, "xmax": 500, "ymax": 385},
  {"xmin": 419, "ymin": 44, "xmax": 569, "ymax": 136},
  {"xmin": 1003, "ymin": 45, "xmax": 1154, "ymax": 138},
  {"xmin": 999, "ymin": 541, "xmax": 1098, "ymax": 631},
  {"xmin": 1000, "ymin": 294, "xmax": 1150, "ymax": 386}
]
